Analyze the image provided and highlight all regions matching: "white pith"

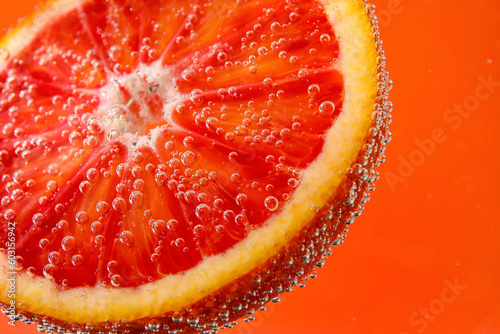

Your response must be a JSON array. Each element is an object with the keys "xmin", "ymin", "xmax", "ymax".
[
  {"xmin": 0, "ymin": 0, "xmax": 380, "ymax": 324},
  {"xmin": 97, "ymin": 61, "xmax": 183, "ymax": 150}
]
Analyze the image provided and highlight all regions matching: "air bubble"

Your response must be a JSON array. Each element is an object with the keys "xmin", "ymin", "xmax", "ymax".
[
  {"xmin": 320, "ymin": 33, "xmax": 331, "ymax": 44},
  {"xmin": 2, "ymin": 123, "xmax": 13, "ymax": 137},
  {"xmin": 71, "ymin": 254, "xmax": 84, "ymax": 267},
  {"xmin": 10, "ymin": 189, "xmax": 24, "ymax": 201},
  {"xmin": 169, "ymin": 158, "xmax": 181, "ymax": 169},
  {"xmin": 236, "ymin": 193, "xmax": 247, "ymax": 206},
  {"xmin": 217, "ymin": 52, "xmax": 228, "ymax": 62},
  {"xmin": 67, "ymin": 114, "xmax": 80, "ymax": 127},
  {"xmin": 195, "ymin": 204, "xmax": 211, "ymax": 221},
  {"xmin": 228, "ymin": 86, "xmax": 238, "ymax": 97},
  {"xmin": 111, "ymin": 274, "xmax": 123, "ymax": 287},
  {"xmin": 270, "ymin": 21, "xmax": 281, "ymax": 31},
  {"xmin": 181, "ymin": 151, "xmax": 196, "ymax": 167},
  {"xmin": 26, "ymin": 267, "xmax": 36, "ymax": 277},
  {"xmin": 119, "ymin": 230, "xmax": 135, "ymax": 247},
  {"xmin": 151, "ymin": 253, "xmax": 160, "ymax": 263},
  {"xmin": 116, "ymin": 163, "xmax": 130, "ymax": 178},
  {"xmin": 132, "ymin": 151, "xmax": 144, "ymax": 163},
  {"xmin": 193, "ymin": 224, "xmax": 204, "ymax": 237},
  {"xmin": 86, "ymin": 168, "xmax": 98, "ymax": 181},
  {"xmin": 235, "ymin": 125, "xmax": 248, "ymax": 136},
  {"xmin": 96, "ymin": 201, "xmax": 109, "ymax": 215},
  {"xmin": 48, "ymin": 251, "xmax": 62, "ymax": 265},
  {"xmin": 308, "ymin": 84, "xmax": 320, "ymax": 96},
  {"xmin": 145, "ymin": 319, "xmax": 161, "ymax": 331},
  {"xmin": 39, "ymin": 238, "xmax": 50, "ymax": 250},
  {"xmin": 89, "ymin": 223, "xmax": 102, "ymax": 236},
  {"xmin": 133, "ymin": 178, "xmax": 144, "ymax": 189},
  {"xmin": 1, "ymin": 196, "xmax": 11, "ymax": 208},
  {"xmin": 129, "ymin": 191, "xmax": 144, "ymax": 207},
  {"xmin": 69, "ymin": 131, "xmax": 83, "ymax": 144},
  {"xmin": 12, "ymin": 170, "xmax": 25, "ymax": 184},
  {"xmin": 95, "ymin": 235, "xmax": 105, "ymax": 246},
  {"xmin": 57, "ymin": 220, "xmax": 68, "ymax": 230},
  {"xmin": 266, "ymin": 7, "xmax": 275, "ymax": 16},
  {"xmin": 4, "ymin": 209, "xmax": 16, "ymax": 221},
  {"xmin": 168, "ymin": 312, "xmax": 183, "ymax": 324},
  {"xmin": 112, "ymin": 197, "xmax": 126, "ymax": 212},
  {"xmin": 61, "ymin": 236, "xmax": 76, "ymax": 252},
  {"xmin": 75, "ymin": 211, "xmax": 89, "ymax": 224},
  {"xmin": 223, "ymin": 210, "xmax": 235, "ymax": 223},
  {"xmin": 182, "ymin": 68, "xmax": 195, "ymax": 81},
  {"xmin": 107, "ymin": 129, "xmax": 122, "ymax": 143},
  {"xmin": 319, "ymin": 101, "xmax": 335, "ymax": 118},
  {"xmin": 205, "ymin": 117, "xmax": 219, "ymax": 132},
  {"xmin": 43, "ymin": 264, "xmax": 55, "ymax": 279},
  {"xmin": 47, "ymin": 180, "xmax": 58, "ymax": 192},
  {"xmin": 155, "ymin": 172, "xmax": 167, "ymax": 186},
  {"xmin": 47, "ymin": 164, "xmax": 60, "ymax": 176},
  {"xmin": 187, "ymin": 314, "xmax": 200, "ymax": 326},
  {"xmin": 109, "ymin": 45, "xmax": 124, "ymax": 62},
  {"xmin": 116, "ymin": 183, "xmax": 126, "ymax": 194},
  {"xmin": 167, "ymin": 219, "xmax": 179, "ymax": 231},
  {"xmin": 298, "ymin": 69, "xmax": 309, "ymax": 80},
  {"xmin": 152, "ymin": 220, "xmax": 167, "ymax": 235},
  {"xmin": 230, "ymin": 173, "xmax": 242, "ymax": 184},
  {"xmin": 87, "ymin": 117, "xmax": 104, "ymax": 134},
  {"xmin": 288, "ymin": 178, "xmax": 299, "ymax": 188},
  {"xmin": 32, "ymin": 213, "xmax": 45, "ymax": 226},
  {"xmin": 174, "ymin": 238, "xmax": 185, "ymax": 248},
  {"xmin": 107, "ymin": 260, "xmax": 117, "ymax": 273},
  {"xmin": 183, "ymin": 136, "xmax": 195, "ymax": 147},
  {"xmin": 208, "ymin": 171, "xmax": 218, "ymax": 181},
  {"xmin": 264, "ymin": 196, "xmax": 279, "ymax": 211}
]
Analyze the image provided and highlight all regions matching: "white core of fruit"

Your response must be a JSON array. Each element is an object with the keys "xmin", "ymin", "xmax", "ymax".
[{"xmin": 97, "ymin": 61, "xmax": 184, "ymax": 149}]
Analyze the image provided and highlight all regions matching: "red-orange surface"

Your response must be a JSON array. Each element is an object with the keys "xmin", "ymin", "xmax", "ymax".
[{"xmin": 1, "ymin": 0, "xmax": 499, "ymax": 333}]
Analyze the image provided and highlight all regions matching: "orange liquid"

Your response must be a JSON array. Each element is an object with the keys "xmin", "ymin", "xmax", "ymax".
[{"xmin": 1, "ymin": 0, "xmax": 500, "ymax": 333}]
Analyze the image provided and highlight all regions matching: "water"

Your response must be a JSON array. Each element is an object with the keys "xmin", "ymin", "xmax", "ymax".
[{"xmin": 0, "ymin": 0, "xmax": 392, "ymax": 332}]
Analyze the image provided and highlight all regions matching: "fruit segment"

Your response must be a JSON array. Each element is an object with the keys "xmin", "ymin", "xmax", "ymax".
[{"xmin": 0, "ymin": 0, "xmax": 344, "ymax": 288}]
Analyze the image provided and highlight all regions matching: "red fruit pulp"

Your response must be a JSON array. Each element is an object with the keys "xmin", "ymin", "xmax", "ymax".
[{"xmin": 0, "ymin": 0, "xmax": 344, "ymax": 288}]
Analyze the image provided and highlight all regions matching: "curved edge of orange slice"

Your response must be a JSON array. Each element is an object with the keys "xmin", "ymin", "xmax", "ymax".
[{"xmin": 0, "ymin": 0, "xmax": 391, "ymax": 331}]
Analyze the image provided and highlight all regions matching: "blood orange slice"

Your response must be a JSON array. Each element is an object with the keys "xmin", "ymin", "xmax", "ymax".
[{"xmin": 0, "ymin": 0, "xmax": 391, "ymax": 332}]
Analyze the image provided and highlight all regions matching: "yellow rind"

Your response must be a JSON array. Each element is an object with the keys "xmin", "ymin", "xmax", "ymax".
[{"xmin": 0, "ymin": 0, "xmax": 380, "ymax": 326}]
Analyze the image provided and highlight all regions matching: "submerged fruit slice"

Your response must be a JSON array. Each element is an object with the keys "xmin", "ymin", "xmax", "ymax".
[{"xmin": 0, "ymin": 0, "xmax": 391, "ymax": 332}]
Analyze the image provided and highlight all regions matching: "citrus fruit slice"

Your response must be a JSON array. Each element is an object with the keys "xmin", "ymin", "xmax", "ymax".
[{"xmin": 0, "ymin": 0, "xmax": 391, "ymax": 332}]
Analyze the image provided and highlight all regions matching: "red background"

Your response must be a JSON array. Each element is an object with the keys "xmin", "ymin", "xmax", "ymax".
[{"xmin": 1, "ymin": 0, "xmax": 499, "ymax": 333}]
